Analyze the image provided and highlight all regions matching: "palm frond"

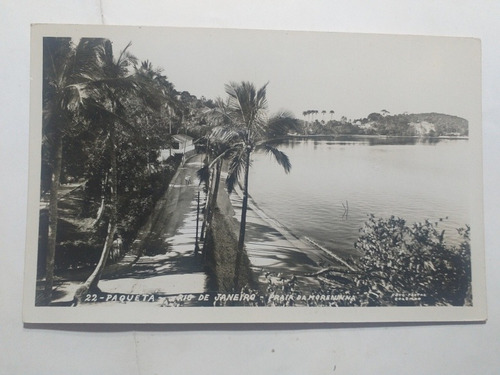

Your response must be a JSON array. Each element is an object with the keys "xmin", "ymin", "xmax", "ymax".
[
  {"xmin": 265, "ymin": 112, "xmax": 300, "ymax": 139},
  {"xmin": 115, "ymin": 41, "xmax": 137, "ymax": 73},
  {"xmin": 204, "ymin": 97, "xmax": 235, "ymax": 127},
  {"xmin": 209, "ymin": 126, "xmax": 245, "ymax": 144},
  {"xmin": 81, "ymin": 75, "xmax": 139, "ymax": 92},
  {"xmin": 258, "ymin": 144, "xmax": 292, "ymax": 173},
  {"xmin": 226, "ymin": 147, "xmax": 247, "ymax": 194},
  {"xmin": 197, "ymin": 165, "xmax": 210, "ymax": 187},
  {"xmin": 84, "ymin": 99, "xmax": 141, "ymax": 136},
  {"xmin": 71, "ymin": 38, "xmax": 107, "ymax": 81},
  {"xmin": 133, "ymin": 75, "xmax": 165, "ymax": 111},
  {"xmin": 224, "ymin": 81, "xmax": 268, "ymax": 130},
  {"xmin": 202, "ymin": 140, "xmax": 243, "ymax": 170},
  {"xmin": 255, "ymin": 82, "xmax": 269, "ymax": 114}
]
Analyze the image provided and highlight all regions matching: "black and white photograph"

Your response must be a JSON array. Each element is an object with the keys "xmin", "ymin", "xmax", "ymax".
[{"xmin": 23, "ymin": 24, "xmax": 486, "ymax": 323}]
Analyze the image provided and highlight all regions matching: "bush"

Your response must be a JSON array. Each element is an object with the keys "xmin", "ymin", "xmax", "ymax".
[
  {"xmin": 353, "ymin": 215, "xmax": 471, "ymax": 306},
  {"xmin": 117, "ymin": 155, "xmax": 182, "ymax": 249}
]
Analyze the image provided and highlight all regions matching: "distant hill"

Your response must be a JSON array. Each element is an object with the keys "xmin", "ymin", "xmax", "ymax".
[
  {"xmin": 357, "ymin": 112, "xmax": 469, "ymax": 137},
  {"xmin": 405, "ymin": 113, "xmax": 468, "ymax": 136},
  {"xmin": 302, "ymin": 112, "xmax": 469, "ymax": 137}
]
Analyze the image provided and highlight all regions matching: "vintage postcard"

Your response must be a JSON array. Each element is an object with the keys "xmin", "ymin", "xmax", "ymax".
[{"xmin": 24, "ymin": 24, "xmax": 486, "ymax": 324}]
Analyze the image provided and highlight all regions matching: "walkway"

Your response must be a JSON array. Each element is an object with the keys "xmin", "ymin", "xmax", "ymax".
[
  {"xmin": 100, "ymin": 154, "xmax": 208, "ymax": 299},
  {"xmin": 51, "ymin": 154, "xmax": 208, "ymax": 305}
]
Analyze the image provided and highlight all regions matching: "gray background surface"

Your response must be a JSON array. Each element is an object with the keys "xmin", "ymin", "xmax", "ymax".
[{"xmin": 1, "ymin": 1, "xmax": 499, "ymax": 373}]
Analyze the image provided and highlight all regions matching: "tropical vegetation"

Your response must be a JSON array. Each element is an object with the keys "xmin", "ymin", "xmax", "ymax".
[
  {"xmin": 39, "ymin": 37, "xmax": 211, "ymax": 304},
  {"xmin": 301, "ymin": 110, "xmax": 468, "ymax": 137},
  {"xmin": 39, "ymin": 36, "xmax": 471, "ymax": 306},
  {"xmin": 260, "ymin": 216, "xmax": 472, "ymax": 307},
  {"xmin": 197, "ymin": 82, "xmax": 300, "ymax": 289}
]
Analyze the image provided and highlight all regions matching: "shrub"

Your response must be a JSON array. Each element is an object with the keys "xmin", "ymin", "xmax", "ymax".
[{"xmin": 353, "ymin": 215, "xmax": 471, "ymax": 306}]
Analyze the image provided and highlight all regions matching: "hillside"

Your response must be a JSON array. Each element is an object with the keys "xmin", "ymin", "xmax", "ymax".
[
  {"xmin": 360, "ymin": 112, "xmax": 469, "ymax": 137},
  {"xmin": 405, "ymin": 113, "xmax": 469, "ymax": 136}
]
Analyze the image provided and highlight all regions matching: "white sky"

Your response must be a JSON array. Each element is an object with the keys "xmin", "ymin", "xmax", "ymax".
[{"xmin": 39, "ymin": 25, "xmax": 481, "ymax": 122}]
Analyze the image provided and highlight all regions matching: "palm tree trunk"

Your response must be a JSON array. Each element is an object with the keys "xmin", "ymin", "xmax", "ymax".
[
  {"xmin": 202, "ymin": 158, "xmax": 221, "ymax": 240},
  {"xmin": 212, "ymin": 159, "xmax": 222, "ymax": 211},
  {"xmin": 93, "ymin": 172, "xmax": 108, "ymax": 226},
  {"xmin": 234, "ymin": 148, "xmax": 251, "ymax": 289},
  {"xmin": 200, "ymin": 153, "xmax": 212, "ymax": 243},
  {"xmin": 74, "ymin": 127, "xmax": 117, "ymax": 302},
  {"xmin": 44, "ymin": 131, "xmax": 63, "ymax": 304}
]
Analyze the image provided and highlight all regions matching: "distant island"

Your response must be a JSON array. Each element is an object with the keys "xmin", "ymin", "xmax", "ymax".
[{"xmin": 300, "ymin": 112, "xmax": 468, "ymax": 138}]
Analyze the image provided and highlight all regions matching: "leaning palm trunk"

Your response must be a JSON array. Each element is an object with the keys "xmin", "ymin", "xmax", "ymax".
[
  {"xmin": 202, "ymin": 157, "xmax": 222, "ymax": 251},
  {"xmin": 74, "ymin": 127, "xmax": 118, "ymax": 302},
  {"xmin": 212, "ymin": 159, "xmax": 222, "ymax": 210},
  {"xmin": 206, "ymin": 159, "xmax": 222, "ymax": 227},
  {"xmin": 44, "ymin": 130, "xmax": 63, "ymax": 304},
  {"xmin": 233, "ymin": 148, "xmax": 251, "ymax": 289},
  {"xmin": 199, "ymin": 154, "xmax": 212, "ymax": 242},
  {"xmin": 93, "ymin": 172, "xmax": 108, "ymax": 227}
]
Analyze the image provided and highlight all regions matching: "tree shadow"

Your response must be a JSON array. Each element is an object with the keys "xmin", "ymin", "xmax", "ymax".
[
  {"xmin": 244, "ymin": 221, "xmax": 287, "ymax": 243},
  {"xmin": 105, "ymin": 250, "xmax": 203, "ymax": 281}
]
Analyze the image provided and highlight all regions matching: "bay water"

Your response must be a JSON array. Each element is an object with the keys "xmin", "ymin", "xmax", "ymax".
[{"xmin": 249, "ymin": 136, "xmax": 472, "ymax": 257}]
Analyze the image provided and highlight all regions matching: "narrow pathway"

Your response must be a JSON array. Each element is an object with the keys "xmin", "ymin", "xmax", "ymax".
[
  {"xmin": 51, "ymin": 154, "xmax": 208, "ymax": 305},
  {"xmin": 100, "ymin": 154, "xmax": 208, "ymax": 299}
]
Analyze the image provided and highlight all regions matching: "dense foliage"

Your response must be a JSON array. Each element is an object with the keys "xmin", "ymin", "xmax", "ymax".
[
  {"xmin": 352, "ymin": 215, "xmax": 471, "ymax": 306},
  {"xmin": 256, "ymin": 215, "xmax": 472, "ymax": 307},
  {"xmin": 39, "ymin": 37, "xmax": 470, "ymax": 305},
  {"xmin": 39, "ymin": 37, "xmax": 212, "ymax": 303}
]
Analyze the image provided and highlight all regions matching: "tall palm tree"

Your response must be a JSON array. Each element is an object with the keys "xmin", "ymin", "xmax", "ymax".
[
  {"xmin": 216, "ymin": 81, "xmax": 292, "ymax": 289},
  {"xmin": 42, "ymin": 39, "xmax": 175, "ymax": 305},
  {"xmin": 73, "ymin": 40, "xmax": 150, "ymax": 301},
  {"xmin": 194, "ymin": 96, "xmax": 235, "ymax": 244},
  {"xmin": 41, "ymin": 37, "xmax": 107, "ymax": 304},
  {"xmin": 196, "ymin": 126, "xmax": 231, "ymax": 251},
  {"xmin": 133, "ymin": 59, "xmax": 182, "ymax": 161},
  {"xmin": 302, "ymin": 110, "xmax": 308, "ymax": 133},
  {"xmin": 134, "ymin": 60, "xmax": 179, "ymax": 126}
]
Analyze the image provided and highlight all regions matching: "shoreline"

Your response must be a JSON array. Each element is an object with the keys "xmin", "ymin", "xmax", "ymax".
[
  {"xmin": 244, "ymin": 186, "xmax": 356, "ymax": 271},
  {"xmin": 227, "ymin": 182, "xmax": 353, "ymax": 293},
  {"xmin": 287, "ymin": 134, "xmax": 469, "ymax": 140}
]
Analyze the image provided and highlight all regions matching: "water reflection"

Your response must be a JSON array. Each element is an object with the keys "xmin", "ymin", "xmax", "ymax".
[
  {"xmin": 250, "ymin": 137, "xmax": 471, "ymax": 254},
  {"xmin": 286, "ymin": 135, "xmax": 451, "ymax": 147}
]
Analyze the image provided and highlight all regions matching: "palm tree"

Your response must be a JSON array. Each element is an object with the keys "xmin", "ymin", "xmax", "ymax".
[
  {"xmin": 41, "ymin": 37, "xmax": 107, "ymax": 304},
  {"xmin": 215, "ymin": 82, "xmax": 292, "ymax": 289},
  {"xmin": 195, "ymin": 98, "xmax": 233, "ymax": 240},
  {"xmin": 42, "ymin": 37, "xmax": 72, "ymax": 304},
  {"xmin": 73, "ymin": 40, "xmax": 152, "ymax": 301},
  {"xmin": 302, "ymin": 110, "xmax": 308, "ymax": 134},
  {"xmin": 42, "ymin": 39, "xmax": 178, "ymax": 305},
  {"xmin": 134, "ymin": 60, "xmax": 181, "ymax": 151},
  {"xmin": 330, "ymin": 110, "xmax": 335, "ymax": 120},
  {"xmin": 196, "ymin": 126, "xmax": 231, "ymax": 251}
]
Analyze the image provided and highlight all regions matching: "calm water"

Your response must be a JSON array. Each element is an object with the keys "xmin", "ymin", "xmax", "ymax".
[{"xmin": 249, "ymin": 136, "xmax": 472, "ymax": 256}]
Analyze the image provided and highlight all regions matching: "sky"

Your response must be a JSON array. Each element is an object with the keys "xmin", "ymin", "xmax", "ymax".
[{"xmin": 36, "ymin": 25, "xmax": 481, "ymax": 123}]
